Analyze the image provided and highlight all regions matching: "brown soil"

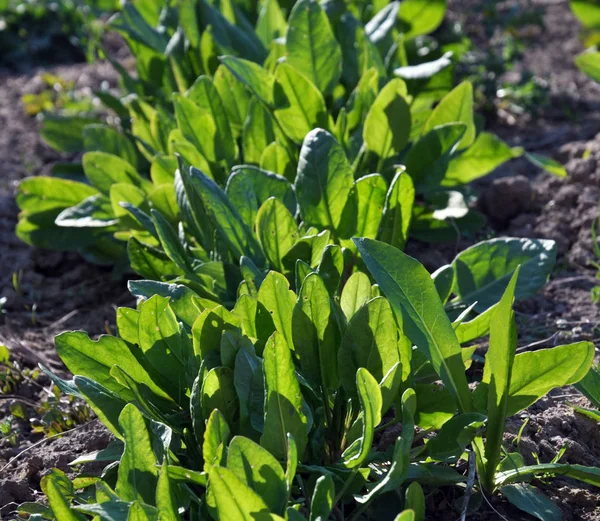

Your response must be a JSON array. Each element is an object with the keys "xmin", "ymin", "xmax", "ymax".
[
  {"xmin": 1, "ymin": 0, "xmax": 600, "ymax": 519},
  {"xmin": 0, "ymin": 60, "xmax": 133, "ymax": 517}
]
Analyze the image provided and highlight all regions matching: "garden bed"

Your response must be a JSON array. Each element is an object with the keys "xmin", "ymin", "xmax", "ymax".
[{"xmin": 1, "ymin": 0, "xmax": 600, "ymax": 519}]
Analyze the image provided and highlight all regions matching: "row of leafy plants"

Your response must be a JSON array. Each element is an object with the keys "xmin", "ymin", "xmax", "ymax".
[
  {"xmin": 16, "ymin": 0, "xmax": 564, "ymax": 276},
  {"xmin": 11, "ymin": 0, "xmax": 600, "ymax": 520},
  {"xmin": 0, "ymin": 0, "xmax": 118, "ymax": 68},
  {"xmin": 25, "ymin": 239, "xmax": 598, "ymax": 521}
]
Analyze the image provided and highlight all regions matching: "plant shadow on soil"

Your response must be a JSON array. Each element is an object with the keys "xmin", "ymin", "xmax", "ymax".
[{"xmin": 2, "ymin": 1, "xmax": 600, "ymax": 519}]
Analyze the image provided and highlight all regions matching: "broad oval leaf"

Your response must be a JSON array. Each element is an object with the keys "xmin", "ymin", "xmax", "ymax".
[
  {"xmin": 227, "ymin": 436, "xmax": 287, "ymax": 514},
  {"xmin": 424, "ymin": 81, "xmax": 475, "ymax": 151},
  {"xmin": 261, "ymin": 332, "xmax": 308, "ymax": 460},
  {"xmin": 285, "ymin": 0, "xmax": 342, "ymax": 96},
  {"xmin": 363, "ymin": 79, "xmax": 411, "ymax": 159},
  {"xmin": 296, "ymin": 129, "xmax": 354, "ymax": 237},
  {"xmin": 273, "ymin": 63, "xmax": 328, "ymax": 144},
  {"xmin": 451, "ymin": 238, "xmax": 557, "ymax": 312},
  {"xmin": 354, "ymin": 238, "xmax": 473, "ymax": 413},
  {"xmin": 338, "ymin": 297, "xmax": 401, "ymax": 397},
  {"xmin": 257, "ymin": 197, "xmax": 299, "ymax": 272}
]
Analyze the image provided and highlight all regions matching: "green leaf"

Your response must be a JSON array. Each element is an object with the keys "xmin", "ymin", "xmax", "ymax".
[
  {"xmin": 525, "ymin": 153, "xmax": 567, "ymax": 178},
  {"xmin": 317, "ymin": 244, "xmax": 344, "ymax": 295},
  {"xmin": 354, "ymin": 238, "xmax": 473, "ymax": 413},
  {"xmin": 83, "ymin": 152, "xmax": 150, "ymax": 195},
  {"xmin": 342, "ymin": 368, "xmax": 382, "ymax": 468},
  {"xmin": 186, "ymin": 76, "xmax": 236, "ymax": 165},
  {"xmin": 261, "ymin": 332, "xmax": 308, "ymax": 460},
  {"xmin": 575, "ymin": 364, "xmax": 600, "ymax": 407},
  {"xmin": 427, "ymin": 412, "xmax": 486, "ymax": 462},
  {"xmin": 256, "ymin": 0, "xmax": 287, "ymax": 46},
  {"xmin": 394, "ymin": 511, "xmax": 416, "ymax": 521},
  {"xmin": 424, "ymin": 82, "xmax": 475, "ymax": 151},
  {"xmin": 354, "ymin": 388, "xmax": 416, "ymax": 502},
  {"xmin": 480, "ymin": 268, "xmax": 519, "ymax": 491},
  {"xmin": 197, "ymin": 0, "xmax": 267, "ymax": 63},
  {"xmin": 309, "ymin": 474, "xmax": 334, "ymax": 521},
  {"xmin": 404, "ymin": 483, "xmax": 425, "ymax": 521},
  {"xmin": 394, "ymin": 52, "xmax": 453, "ymax": 80},
  {"xmin": 292, "ymin": 273, "xmax": 339, "ymax": 391},
  {"xmin": 128, "ymin": 501, "xmax": 159, "ymax": 521},
  {"xmin": 83, "ymin": 124, "xmax": 140, "ymax": 168},
  {"xmin": 188, "ymin": 166, "xmax": 267, "ymax": 267},
  {"xmin": 257, "ymin": 271, "xmax": 296, "ymax": 350},
  {"xmin": 399, "ymin": 0, "xmax": 447, "ymax": 38},
  {"xmin": 227, "ymin": 436, "xmax": 287, "ymax": 513},
  {"xmin": 116, "ymin": 404, "xmax": 159, "ymax": 504},
  {"xmin": 273, "ymin": 63, "xmax": 328, "ymax": 144},
  {"xmin": 127, "ymin": 237, "xmax": 183, "ymax": 280},
  {"xmin": 128, "ymin": 280, "xmax": 204, "ymax": 328},
  {"xmin": 285, "ymin": 0, "xmax": 342, "ymax": 96},
  {"xmin": 172, "ymin": 94, "xmax": 219, "ymax": 163},
  {"xmin": 227, "ymin": 165, "xmax": 297, "ymax": 231},
  {"xmin": 55, "ymin": 331, "xmax": 168, "ymax": 401},
  {"xmin": 363, "ymin": 79, "xmax": 411, "ymax": 159},
  {"xmin": 192, "ymin": 305, "xmax": 241, "ymax": 359},
  {"xmin": 111, "ymin": 183, "xmax": 147, "ymax": 225},
  {"xmin": 74, "ymin": 501, "xmax": 158, "ymax": 521},
  {"xmin": 337, "ymin": 13, "xmax": 385, "ymax": 89},
  {"xmin": 260, "ymin": 142, "xmax": 295, "ymax": 181},
  {"xmin": 378, "ymin": 171, "xmax": 414, "ymax": 250},
  {"xmin": 571, "ymin": 404, "xmax": 600, "ymax": 423},
  {"xmin": 201, "ymin": 367, "xmax": 239, "ymax": 429},
  {"xmin": 138, "ymin": 295, "xmax": 192, "ymax": 397},
  {"xmin": 156, "ymin": 459, "xmax": 181, "ymax": 521},
  {"xmin": 204, "ymin": 409, "xmax": 231, "ymax": 473},
  {"xmin": 220, "ymin": 55, "xmax": 275, "ymax": 106},
  {"xmin": 504, "ymin": 342, "xmax": 595, "ymax": 416},
  {"xmin": 45, "ymin": 475, "xmax": 85, "ymax": 521},
  {"xmin": 432, "ymin": 264, "xmax": 454, "ymax": 304},
  {"xmin": 74, "ymin": 377, "xmax": 127, "ymax": 440},
  {"xmin": 285, "ymin": 434, "xmax": 298, "ymax": 491},
  {"xmin": 454, "ymin": 303, "xmax": 495, "ymax": 344},
  {"xmin": 243, "ymin": 98, "xmax": 277, "ymax": 163},
  {"xmin": 296, "ymin": 129, "xmax": 354, "ymax": 237},
  {"xmin": 501, "ymin": 484, "xmax": 561, "ymax": 521},
  {"xmin": 150, "ymin": 210, "xmax": 193, "ymax": 274},
  {"xmin": 353, "ymin": 174, "xmax": 387, "ymax": 240},
  {"xmin": 405, "ymin": 123, "xmax": 466, "ymax": 189},
  {"xmin": 234, "ymin": 345, "xmax": 265, "ymax": 436},
  {"xmin": 495, "ymin": 463, "xmax": 600, "ymax": 488},
  {"xmin": 340, "ymin": 272, "xmax": 372, "ymax": 321},
  {"xmin": 40, "ymin": 115, "xmax": 99, "ymax": 153},
  {"xmin": 214, "ymin": 64, "xmax": 251, "ymax": 138},
  {"xmin": 338, "ymin": 297, "xmax": 401, "ymax": 397},
  {"xmin": 55, "ymin": 195, "xmax": 118, "ymax": 228},
  {"xmin": 451, "ymin": 238, "xmax": 557, "ymax": 312},
  {"xmin": 17, "ymin": 177, "xmax": 98, "ymax": 214},
  {"xmin": 175, "ymin": 163, "xmax": 214, "ymax": 252},
  {"xmin": 365, "ymin": 2, "xmax": 400, "ymax": 44},
  {"xmin": 207, "ymin": 466, "xmax": 269, "ymax": 521},
  {"xmin": 575, "ymin": 51, "xmax": 600, "ymax": 82},
  {"xmin": 444, "ymin": 132, "xmax": 514, "ymax": 185}
]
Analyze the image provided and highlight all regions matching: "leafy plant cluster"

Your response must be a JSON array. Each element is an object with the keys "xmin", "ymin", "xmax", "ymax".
[
  {"xmin": 16, "ymin": 0, "xmax": 564, "ymax": 275},
  {"xmin": 0, "ymin": 0, "xmax": 117, "ymax": 69},
  {"xmin": 11, "ymin": 1, "xmax": 600, "ymax": 520},
  {"xmin": 28, "ymin": 238, "xmax": 599, "ymax": 521}
]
